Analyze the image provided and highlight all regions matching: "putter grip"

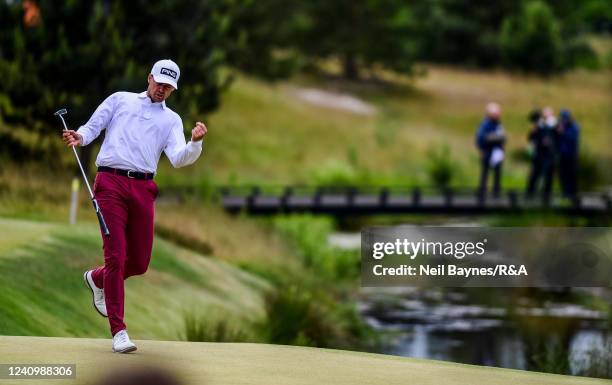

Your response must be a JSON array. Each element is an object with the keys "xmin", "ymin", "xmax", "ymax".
[{"xmin": 92, "ymin": 198, "xmax": 110, "ymax": 236}]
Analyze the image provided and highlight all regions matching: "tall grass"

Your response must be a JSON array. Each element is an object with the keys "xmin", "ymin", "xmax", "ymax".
[
  {"xmin": 263, "ymin": 214, "xmax": 375, "ymax": 351},
  {"xmin": 272, "ymin": 214, "xmax": 359, "ymax": 280},
  {"xmin": 154, "ymin": 203, "xmax": 301, "ymax": 277},
  {"xmin": 0, "ymin": 218, "xmax": 268, "ymax": 340},
  {"xmin": 0, "ymin": 162, "xmax": 74, "ymax": 220},
  {"xmin": 260, "ymin": 285, "xmax": 376, "ymax": 350},
  {"xmin": 182, "ymin": 311, "xmax": 251, "ymax": 343},
  {"xmin": 426, "ymin": 143, "xmax": 457, "ymax": 190}
]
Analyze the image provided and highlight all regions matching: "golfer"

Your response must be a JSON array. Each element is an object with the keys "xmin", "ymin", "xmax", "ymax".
[{"xmin": 62, "ymin": 59, "xmax": 207, "ymax": 353}]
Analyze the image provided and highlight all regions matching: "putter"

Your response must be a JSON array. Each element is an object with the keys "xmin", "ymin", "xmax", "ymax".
[{"xmin": 54, "ymin": 108, "xmax": 110, "ymax": 236}]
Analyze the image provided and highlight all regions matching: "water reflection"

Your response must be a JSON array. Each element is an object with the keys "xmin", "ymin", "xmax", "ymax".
[
  {"xmin": 358, "ymin": 287, "xmax": 611, "ymax": 377},
  {"xmin": 329, "ymin": 229, "xmax": 611, "ymax": 378}
]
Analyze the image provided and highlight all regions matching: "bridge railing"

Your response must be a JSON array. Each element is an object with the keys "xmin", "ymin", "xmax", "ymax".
[{"xmin": 214, "ymin": 185, "xmax": 612, "ymax": 216}]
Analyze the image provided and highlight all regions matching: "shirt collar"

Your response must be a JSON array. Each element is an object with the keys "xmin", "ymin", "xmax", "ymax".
[{"xmin": 139, "ymin": 91, "xmax": 166, "ymax": 110}]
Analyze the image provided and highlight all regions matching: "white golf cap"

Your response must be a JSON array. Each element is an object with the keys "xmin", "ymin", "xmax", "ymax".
[{"xmin": 151, "ymin": 59, "xmax": 180, "ymax": 89}]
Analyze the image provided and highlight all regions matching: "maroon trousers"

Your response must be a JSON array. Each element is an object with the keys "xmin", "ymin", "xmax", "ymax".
[{"xmin": 89, "ymin": 172, "xmax": 158, "ymax": 336}]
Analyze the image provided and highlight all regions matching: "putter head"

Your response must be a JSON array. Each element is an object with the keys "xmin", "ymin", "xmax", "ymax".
[{"xmin": 54, "ymin": 108, "xmax": 67, "ymax": 117}]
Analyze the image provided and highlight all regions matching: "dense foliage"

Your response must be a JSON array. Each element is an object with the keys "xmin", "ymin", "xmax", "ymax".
[{"xmin": 0, "ymin": 0, "xmax": 609, "ymax": 161}]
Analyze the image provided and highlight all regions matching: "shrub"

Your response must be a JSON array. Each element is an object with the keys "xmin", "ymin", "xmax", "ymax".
[
  {"xmin": 529, "ymin": 338, "xmax": 570, "ymax": 375},
  {"xmin": 500, "ymin": 1, "xmax": 564, "ymax": 74},
  {"xmin": 577, "ymin": 148, "xmax": 605, "ymax": 191},
  {"xmin": 262, "ymin": 286, "xmax": 320, "ymax": 346},
  {"xmin": 311, "ymin": 159, "xmax": 359, "ymax": 186},
  {"xmin": 426, "ymin": 144, "xmax": 455, "ymax": 190},
  {"xmin": 564, "ymin": 39, "xmax": 600, "ymax": 70},
  {"xmin": 261, "ymin": 286, "xmax": 374, "ymax": 349},
  {"xmin": 272, "ymin": 215, "xmax": 359, "ymax": 280},
  {"xmin": 182, "ymin": 311, "xmax": 250, "ymax": 342}
]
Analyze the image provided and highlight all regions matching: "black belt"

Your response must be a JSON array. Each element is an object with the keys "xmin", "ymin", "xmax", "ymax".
[{"xmin": 97, "ymin": 166, "xmax": 154, "ymax": 180}]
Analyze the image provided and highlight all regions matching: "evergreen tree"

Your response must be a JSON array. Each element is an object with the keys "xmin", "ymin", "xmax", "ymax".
[
  {"xmin": 297, "ymin": 0, "xmax": 417, "ymax": 79},
  {"xmin": 500, "ymin": 1, "xmax": 564, "ymax": 75},
  {"xmin": 0, "ymin": 0, "xmax": 229, "ymax": 164}
]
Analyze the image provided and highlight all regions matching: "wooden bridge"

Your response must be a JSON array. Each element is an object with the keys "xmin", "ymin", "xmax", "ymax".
[{"xmin": 219, "ymin": 186, "xmax": 612, "ymax": 216}]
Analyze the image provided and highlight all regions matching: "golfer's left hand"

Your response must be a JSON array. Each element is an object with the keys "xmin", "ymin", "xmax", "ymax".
[{"xmin": 191, "ymin": 121, "xmax": 207, "ymax": 142}]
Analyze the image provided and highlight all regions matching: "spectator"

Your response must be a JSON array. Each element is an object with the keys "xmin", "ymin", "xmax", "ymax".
[
  {"xmin": 557, "ymin": 109, "xmax": 579, "ymax": 198},
  {"xmin": 526, "ymin": 106, "xmax": 558, "ymax": 199},
  {"xmin": 476, "ymin": 102, "xmax": 506, "ymax": 198}
]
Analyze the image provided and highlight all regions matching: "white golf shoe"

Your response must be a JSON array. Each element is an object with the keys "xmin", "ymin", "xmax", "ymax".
[
  {"xmin": 83, "ymin": 270, "xmax": 107, "ymax": 317},
  {"xmin": 112, "ymin": 330, "xmax": 137, "ymax": 353}
]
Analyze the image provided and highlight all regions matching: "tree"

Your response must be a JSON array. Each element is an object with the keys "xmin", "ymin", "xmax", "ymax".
[
  {"xmin": 0, "ymin": 1, "xmax": 130, "ymax": 163},
  {"xmin": 407, "ymin": 0, "xmax": 602, "ymax": 72},
  {"xmin": 500, "ymin": 1, "xmax": 564, "ymax": 75},
  {"xmin": 0, "ymin": 0, "xmax": 232, "ymax": 167},
  {"xmin": 297, "ymin": 0, "xmax": 418, "ymax": 80},
  {"xmin": 222, "ymin": 0, "xmax": 304, "ymax": 80},
  {"xmin": 410, "ymin": 0, "xmax": 519, "ymax": 67}
]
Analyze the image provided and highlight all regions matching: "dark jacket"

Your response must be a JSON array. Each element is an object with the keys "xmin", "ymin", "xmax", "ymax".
[
  {"xmin": 558, "ymin": 110, "xmax": 579, "ymax": 157},
  {"xmin": 529, "ymin": 118, "xmax": 558, "ymax": 158},
  {"xmin": 476, "ymin": 118, "xmax": 505, "ymax": 154}
]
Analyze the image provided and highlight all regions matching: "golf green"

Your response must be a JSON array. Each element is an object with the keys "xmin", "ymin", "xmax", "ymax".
[{"xmin": 0, "ymin": 336, "xmax": 608, "ymax": 385}]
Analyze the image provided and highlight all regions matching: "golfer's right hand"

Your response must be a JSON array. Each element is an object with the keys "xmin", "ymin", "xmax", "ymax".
[{"xmin": 62, "ymin": 130, "xmax": 83, "ymax": 147}]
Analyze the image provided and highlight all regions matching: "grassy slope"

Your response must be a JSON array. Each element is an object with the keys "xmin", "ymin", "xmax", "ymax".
[
  {"xmin": 1, "ymin": 65, "xmax": 608, "ymax": 201},
  {"xmin": 0, "ymin": 217, "xmax": 270, "ymax": 340},
  {"xmin": 0, "ymin": 336, "xmax": 608, "ymax": 385},
  {"xmin": 155, "ymin": 202, "xmax": 298, "ymax": 270},
  {"xmin": 155, "ymin": 65, "xmax": 611, "ymax": 189},
  {"xmin": 0, "ymin": 166, "xmax": 302, "ymax": 280},
  {"xmin": 0, "ymin": 64, "xmax": 610, "ymax": 382}
]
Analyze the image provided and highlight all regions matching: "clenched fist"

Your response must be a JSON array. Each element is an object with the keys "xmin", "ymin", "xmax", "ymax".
[
  {"xmin": 62, "ymin": 130, "xmax": 83, "ymax": 147},
  {"xmin": 191, "ymin": 121, "xmax": 207, "ymax": 142}
]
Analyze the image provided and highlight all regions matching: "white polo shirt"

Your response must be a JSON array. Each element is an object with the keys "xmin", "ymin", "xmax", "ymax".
[{"xmin": 77, "ymin": 91, "xmax": 202, "ymax": 173}]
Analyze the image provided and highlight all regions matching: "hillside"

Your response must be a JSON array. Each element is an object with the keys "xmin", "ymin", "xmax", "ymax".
[
  {"xmin": 0, "ymin": 217, "xmax": 270, "ymax": 340},
  {"xmin": 1, "ymin": 66, "xmax": 609, "ymax": 209},
  {"xmin": 154, "ymin": 66, "xmax": 611, "ymax": 189}
]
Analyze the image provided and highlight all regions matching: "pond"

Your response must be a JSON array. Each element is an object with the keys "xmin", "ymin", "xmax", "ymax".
[{"xmin": 329, "ymin": 231, "xmax": 612, "ymax": 378}]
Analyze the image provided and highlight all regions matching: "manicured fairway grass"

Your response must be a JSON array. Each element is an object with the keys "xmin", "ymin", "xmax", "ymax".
[{"xmin": 0, "ymin": 336, "xmax": 608, "ymax": 385}]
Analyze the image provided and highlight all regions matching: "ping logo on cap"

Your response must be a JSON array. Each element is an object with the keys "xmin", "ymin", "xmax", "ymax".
[{"xmin": 160, "ymin": 67, "xmax": 177, "ymax": 79}]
